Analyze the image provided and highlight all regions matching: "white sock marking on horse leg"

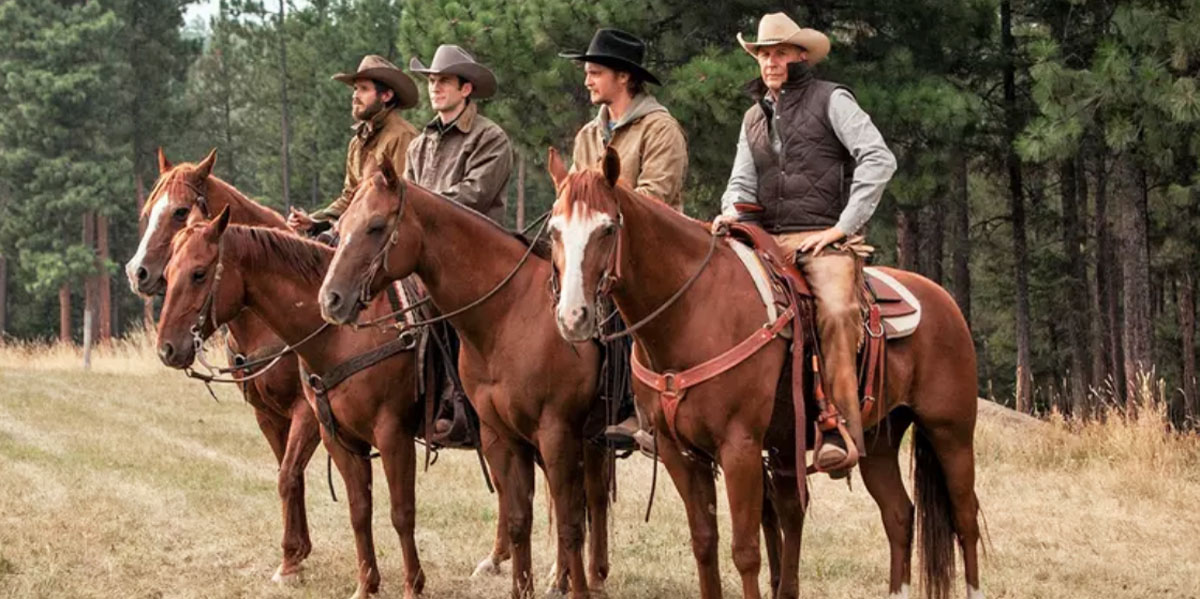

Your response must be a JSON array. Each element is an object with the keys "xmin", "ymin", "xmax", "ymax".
[
  {"xmin": 888, "ymin": 583, "xmax": 910, "ymax": 599},
  {"xmin": 967, "ymin": 585, "xmax": 984, "ymax": 599}
]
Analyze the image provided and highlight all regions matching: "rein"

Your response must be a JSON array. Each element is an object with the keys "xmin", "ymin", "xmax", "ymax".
[
  {"xmin": 352, "ymin": 206, "xmax": 552, "ymax": 331},
  {"xmin": 182, "ymin": 234, "xmax": 329, "ymax": 394}
]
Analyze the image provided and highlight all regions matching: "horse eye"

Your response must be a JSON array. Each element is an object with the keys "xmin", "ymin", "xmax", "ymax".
[
  {"xmin": 191, "ymin": 268, "xmax": 206, "ymax": 283},
  {"xmin": 173, "ymin": 207, "xmax": 190, "ymax": 221},
  {"xmin": 600, "ymin": 223, "xmax": 617, "ymax": 237},
  {"xmin": 366, "ymin": 217, "xmax": 386, "ymax": 235}
]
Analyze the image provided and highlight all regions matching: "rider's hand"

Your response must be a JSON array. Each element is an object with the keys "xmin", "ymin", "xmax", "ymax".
[
  {"xmin": 287, "ymin": 206, "xmax": 315, "ymax": 232},
  {"xmin": 796, "ymin": 226, "xmax": 847, "ymax": 257},
  {"xmin": 712, "ymin": 213, "xmax": 738, "ymax": 234}
]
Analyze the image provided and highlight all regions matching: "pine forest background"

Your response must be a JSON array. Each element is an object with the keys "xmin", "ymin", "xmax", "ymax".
[{"xmin": 1, "ymin": 0, "xmax": 1199, "ymax": 426}]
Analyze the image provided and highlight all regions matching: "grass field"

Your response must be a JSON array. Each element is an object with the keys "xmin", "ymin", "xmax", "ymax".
[{"xmin": 2, "ymin": 336, "xmax": 1199, "ymax": 598}]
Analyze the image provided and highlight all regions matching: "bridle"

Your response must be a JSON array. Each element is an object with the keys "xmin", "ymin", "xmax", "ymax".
[
  {"xmin": 347, "ymin": 183, "xmax": 550, "ymax": 331},
  {"xmin": 548, "ymin": 191, "xmax": 719, "ymax": 344},
  {"xmin": 181, "ymin": 229, "xmax": 328, "ymax": 395}
]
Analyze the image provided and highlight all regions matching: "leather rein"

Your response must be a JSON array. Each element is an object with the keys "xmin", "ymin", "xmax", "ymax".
[{"xmin": 348, "ymin": 188, "xmax": 551, "ymax": 332}]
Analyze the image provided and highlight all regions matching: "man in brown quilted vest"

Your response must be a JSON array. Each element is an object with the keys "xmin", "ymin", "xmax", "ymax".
[{"xmin": 716, "ymin": 13, "xmax": 897, "ymax": 477}]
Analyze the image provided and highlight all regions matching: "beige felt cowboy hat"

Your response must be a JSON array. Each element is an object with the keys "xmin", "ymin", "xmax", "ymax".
[
  {"xmin": 737, "ymin": 13, "xmax": 831, "ymax": 64},
  {"xmin": 409, "ymin": 44, "xmax": 498, "ymax": 99},
  {"xmin": 332, "ymin": 55, "xmax": 419, "ymax": 109}
]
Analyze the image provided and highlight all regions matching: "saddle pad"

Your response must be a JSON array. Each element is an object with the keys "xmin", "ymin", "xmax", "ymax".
[
  {"xmin": 864, "ymin": 267, "xmax": 921, "ymax": 339},
  {"xmin": 726, "ymin": 237, "xmax": 780, "ymax": 324}
]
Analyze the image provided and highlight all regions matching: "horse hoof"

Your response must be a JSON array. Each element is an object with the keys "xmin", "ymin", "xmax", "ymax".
[
  {"xmin": 348, "ymin": 585, "xmax": 377, "ymax": 599},
  {"xmin": 543, "ymin": 588, "xmax": 566, "ymax": 599},
  {"xmin": 472, "ymin": 556, "xmax": 502, "ymax": 578},
  {"xmin": 271, "ymin": 565, "xmax": 302, "ymax": 586}
]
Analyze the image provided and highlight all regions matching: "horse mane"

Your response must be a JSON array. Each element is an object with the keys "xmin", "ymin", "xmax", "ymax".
[
  {"xmin": 404, "ymin": 180, "xmax": 550, "ymax": 258},
  {"xmin": 143, "ymin": 164, "xmax": 285, "ymax": 228},
  {"xmin": 173, "ymin": 224, "xmax": 330, "ymax": 285},
  {"xmin": 222, "ymin": 225, "xmax": 331, "ymax": 284},
  {"xmin": 556, "ymin": 169, "xmax": 710, "ymax": 231}
]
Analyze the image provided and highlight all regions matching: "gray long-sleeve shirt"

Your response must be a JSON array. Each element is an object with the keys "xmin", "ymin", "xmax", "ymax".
[{"xmin": 720, "ymin": 89, "xmax": 897, "ymax": 235}]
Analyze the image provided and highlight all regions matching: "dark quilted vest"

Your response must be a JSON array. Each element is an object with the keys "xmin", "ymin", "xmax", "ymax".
[{"xmin": 744, "ymin": 64, "xmax": 854, "ymax": 233}]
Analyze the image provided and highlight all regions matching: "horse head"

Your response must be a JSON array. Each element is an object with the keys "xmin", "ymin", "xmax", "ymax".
[
  {"xmin": 546, "ymin": 145, "xmax": 623, "ymax": 342},
  {"xmin": 320, "ymin": 158, "xmax": 419, "ymax": 325},
  {"xmin": 156, "ymin": 206, "xmax": 244, "ymax": 368},
  {"xmin": 126, "ymin": 148, "xmax": 218, "ymax": 296}
]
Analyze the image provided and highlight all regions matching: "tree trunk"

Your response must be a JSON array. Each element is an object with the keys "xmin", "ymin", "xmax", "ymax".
[
  {"xmin": 896, "ymin": 206, "xmax": 918, "ymax": 272},
  {"xmin": 0, "ymin": 254, "xmax": 7, "ymax": 335},
  {"xmin": 136, "ymin": 173, "xmax": 154, "ymax": 329},
  {"xmin": 82, "ymin": 212, "xmax": 99, "ymax": 344},
  {"xmin": 59, "ymin": 284, "xmax": 72, "ymax": 344},
  {"xmin": 918, "ymin": 197, "xmax": 945, "ymax": 284},
  {"xmin": 516, "ymin": 154, "xmax": 526, "ymax": 230},
  {"xmin": 1115, "ymin": 153, "xmax": 1153, "ymax": 413},
  {"xmin": 277, "ymin": 0, "xmax": 291, "ymax": 205},
  {"xmin": 1061, "ymin": 158, "xmax": 1091, "ymax": 417},
  {"xmin": 97, "ymin": 212, "xmax": 111, "ymax": 342},
  {"xmin": 1180, "ymin": 272, "xmax": 1197, "ymax": 425},
  {"xmin": 1002, "ymin": 0, "xmax": 1034, "ymax": 414},
  {"xmin": 948, "ymin": 155, "xmax": 971, "ymax": 325}
]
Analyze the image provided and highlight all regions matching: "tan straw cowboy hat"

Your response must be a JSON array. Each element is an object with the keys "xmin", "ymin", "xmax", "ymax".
[
  {"xmin": 409, "ymin": 45, "xmax": 498, "ymax": 99},
  {"xmin": 332, "ymin": 55, "xmax": 419, "ymax": 109},
  {"xmin": 737, "ymin": 13, "xmax": 831, "ymax": 64}
]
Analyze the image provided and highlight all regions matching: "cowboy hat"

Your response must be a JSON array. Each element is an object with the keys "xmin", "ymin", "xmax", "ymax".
[
  {"xmin": 409, "ymin": 45, "xmax": 498, "ymax": 99},
  {"xmin": 332, "ymin": 55, "xmax": 419, "ymax": 109},
  {"xmin": 559, "ymin": 28, "xmax": 662, "ymax": 86},
  {"xmin": 737, "ymin": 13, "xmax": 831, "ymax": 64}
]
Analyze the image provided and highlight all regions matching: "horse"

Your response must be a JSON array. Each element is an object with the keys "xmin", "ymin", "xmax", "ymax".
[
  {"xmin": 318, "ymin": 162, "xmax": 613, "ymax": 598},
  {"xmin": 123, "ymin": 149, "xmax": 319, "ymax": 584},
  {"xmin": 546, "ymin": 147, "xmax": 982, "ymax": 599},
  {"xmin": 154, "ymin": 207, "xmax": 436, "ymax": 598}
]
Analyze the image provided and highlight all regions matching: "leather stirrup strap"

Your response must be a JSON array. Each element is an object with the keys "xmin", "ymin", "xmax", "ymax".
[{"xmin": 631, "ymin": 307, "xmax": 794, "ymax": 439}]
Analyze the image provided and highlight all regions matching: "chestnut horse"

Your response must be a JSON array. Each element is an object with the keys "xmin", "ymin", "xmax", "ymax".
[
  {"xmin": 124, "ymin": 149, "xmax": 319, "ymax": 584},
  {"xmin": 157, "ymin": 208, "xmax": 513, "ymax": 599},
  {"xmin": 318, "ymin": 164, "xmax": 612, "ymax": 598},
  {"xmin": 546, "ymin": 148, "xmax": 981, "ymax": 599}
]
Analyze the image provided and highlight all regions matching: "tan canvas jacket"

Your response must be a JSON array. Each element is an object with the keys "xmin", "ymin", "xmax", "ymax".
[
  {"xmin": 312, "ymin": 107, "xmax": 419, "ymax": 222},
  {"xmin": 404, "ymin": 101, "xmax": 513, "ymax": 224},
  {"xmin": 570, "ymin": 93, "xmax": 688, "ymax": 212}
]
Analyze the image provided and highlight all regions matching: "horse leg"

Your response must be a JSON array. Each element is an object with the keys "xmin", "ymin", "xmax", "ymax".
[
  {"xmin": 474, "ymin": 426, "xmax": 513, "ymax": 578},
  {"xmin": 858, "ymin": 416, "xmax": 914, "ymax": 598},
  {"xmin": 767, "ymin": 469, "xmax": 806, "ymax": 599},
  {"xmin": 717, "ymin": 433, "xmax": 765, "ymax": 599},
  {"xmin": 273, "ymin": 400, "xmax": 321, "ymax": 584},
  {"xmin": 583, "ymin": 442, "xmax": 611, "ymax": 592},
  {"xmin": 490, "ymin": 435, "xmax": 536, "ymax": 598},
  {"xmin": 761, "ymin": 474, "xmax": 782, "ymax": 598},
  {"xmin": 658, "ymin": 433, "xmax": 722, "ymax": 599},
  {"xmin": 540, "ymin": 427, "xmax": 588, "ymax": 598},
  {"xmin": 376, "ymin": 423, "xmax": 425, "ymax": 599},
  {"xmin": 324, "ymin": 433, "xmax": 379, "ymax": 599},
  {"xmin": 251, "ymin": 407, "xmax": 299, "ymax": 584},
  {"xmin": 921, "ymin": 422, "xmax": 982, "ymax": 599}
]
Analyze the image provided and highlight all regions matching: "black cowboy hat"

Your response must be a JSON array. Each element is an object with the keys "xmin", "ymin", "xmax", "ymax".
[{"xmin": 558, "ymin": 28, "xmax": 662, "ymax": 86}]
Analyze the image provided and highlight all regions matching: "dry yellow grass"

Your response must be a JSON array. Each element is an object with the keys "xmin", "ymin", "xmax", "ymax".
[{"xmin": 1, "ymin": 338, "xmax": 1199, "ymax": 598}]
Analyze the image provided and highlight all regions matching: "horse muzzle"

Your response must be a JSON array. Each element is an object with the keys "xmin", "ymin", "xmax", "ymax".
[
  {"xmin": 555, "ymin": 303, "xmax": 595, "ymax": 343},
  {"xmin": 320, "ymin": 287, "xmax": 361, "ymax": 325},
  {"xmin": 157, "ymin": 338, "xmax": 195, "ymax": 369}
]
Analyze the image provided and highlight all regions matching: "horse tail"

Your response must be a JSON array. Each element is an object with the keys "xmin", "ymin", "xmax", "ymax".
[{"xmin": 913, "ymin": 428, "xmax": 955, "ymax": 599}]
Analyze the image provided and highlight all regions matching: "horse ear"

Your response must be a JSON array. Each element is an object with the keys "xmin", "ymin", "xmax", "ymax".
[
  {"xmin": 547, "ymin": 146, "xmax": 567, "ymax": 187},
  {"xmin": 379, "ymin": 158, "xmax": 398, "ymax": 189},
  {"xmin": 194, "ymin": 148, "xmax": 217, "ymax": 180},
  {"xmin": 205, "ymin": 206, "xmax": 232, "ymax": 241},
  {"xmin": 602, "ymin": 146, "xmax": 621, "ymax": 189},
  {"xmin": 157, "ymin": 147, "xmax": 172, "ymax": 173}
]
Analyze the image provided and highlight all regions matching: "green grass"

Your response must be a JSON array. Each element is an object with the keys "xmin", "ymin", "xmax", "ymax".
[{"xmin": 1, "ymin": 340, "xmax": 1199, "ymax": 598}]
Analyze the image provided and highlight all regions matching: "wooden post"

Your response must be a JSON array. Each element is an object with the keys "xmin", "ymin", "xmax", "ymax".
[
  {"xmin": 59, "ymin": 284, "xmax": 72, "ymax": 345},
  {"xmin": 97, "ymin": 213, "xmax": 112, "ymax": 342},
  {"xmin": 0, "ymin": 254, "xmax": 7, "ymax": 336},
  {"xmin": 82, "ymin": 305, "xmax": 94, "ymax": 370}
]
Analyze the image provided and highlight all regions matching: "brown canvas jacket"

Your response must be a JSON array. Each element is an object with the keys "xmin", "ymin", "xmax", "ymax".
[
  {"xmin": 571, "ymin": 93, "xmax": 688, "ymax": 212},
  {"xmin": 312, "ymin": 106, "xmax": 419, "ymax": 222},
  {"xmin": 404, "ymin": 101, "xmax": 513, "ymax": 224}
]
